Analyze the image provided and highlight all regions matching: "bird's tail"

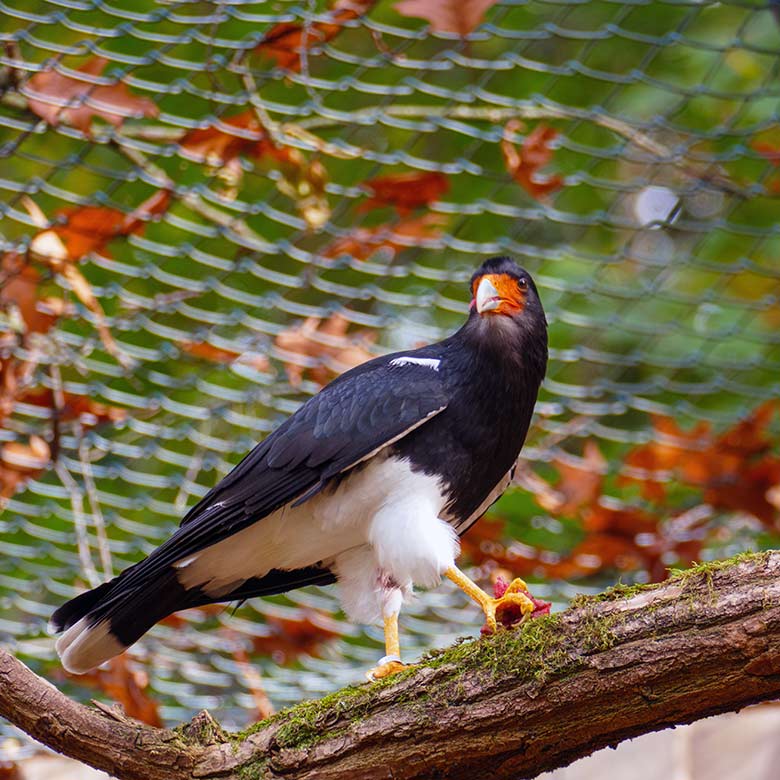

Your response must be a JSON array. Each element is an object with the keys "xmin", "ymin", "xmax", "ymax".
[
  {"xmin": 50, "ymin": 563, "xmax": 195, "ymax": 674},
  {"xmin": 50, "ymin": 562, "xmax": 336, "ymax": 674}
]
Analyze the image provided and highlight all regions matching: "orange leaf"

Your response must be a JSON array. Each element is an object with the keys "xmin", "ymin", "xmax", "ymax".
[
  {"xmin": 30, "ymin": 189, "xmax": 171, "ymax": 266},
  {"xmin": 501, "ymin": 120, "xmax": 564, "ymax": 200},
  {"xmin": 0, "ymin": 252, "xmax": 71, "ymax": 335},
  {"xmin": 274, "ymin": 312, "xmax": 375, "ymax": 386},
  {"xmin": 181, "ymin": 111, "xmax": 268, "ymax": 165},
  {"xmin": 321, "ymin": 213, "xmax": 445, "ymax": 262},
  {"xmin": 394, "ymin": 0, "xmax": 498, "ymax": 35},
  {"xmin": 359, "ymin": 171, "xmax": 449, "ymax": 214},
  {"xmin": 16, "ymin": 388, "xmax": 126, "ymax": 426},
  {"xmin": 179, "ymin": 340, "xmax": 270, "ymax": 373},
  {"xmin": 535, "ymin": 441, "xmax": 606, "ymax": 517},
  {"xmin": 754, "ymin": 141, "xmax": 780, "ymax": 167},
  {"xmin": 24, "ymin": 56, "xmax": 157, "ymax": 133},
  {"xmin": 256, "ymin": 0, "xmax": 377, "ymax": 72},
  {"xmin": 0, "ymin": 435, "xmax": 50, "ymax": 500},
  {"xmin": 182, "ymin": 113, "xmax": 329, "ymax": 228},
  {"xmin": 66, "ymin": 654, "xmax": 162, "ymax": 727},
  {"xmin": 251, "ymin": 610, "xmax": 341, "ymax": 664}
]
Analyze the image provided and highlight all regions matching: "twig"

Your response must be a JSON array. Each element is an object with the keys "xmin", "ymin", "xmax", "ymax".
[
  {"xmin": 50, "ymin": 366, "xmax": 101, "ymax": 588},
  {"xmin": 78, "ymin": 428, "xmax": 113, "ymax": 580}
]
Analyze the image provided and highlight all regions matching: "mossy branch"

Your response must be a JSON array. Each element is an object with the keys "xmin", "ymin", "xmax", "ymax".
[{"xmin": 2, "ymin": 551, "xmax": 780, "ymax": 780}]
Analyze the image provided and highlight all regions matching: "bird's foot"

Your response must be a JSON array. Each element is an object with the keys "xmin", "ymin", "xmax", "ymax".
[
  {"xmin": 366, "ymin": 654, "xmax": 409, "ymax": 681},
  {"xmin": 482, "ymin": 577, "xmax": 535, "ymax": 633}
]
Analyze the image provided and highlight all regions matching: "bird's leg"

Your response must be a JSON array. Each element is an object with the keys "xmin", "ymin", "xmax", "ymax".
[
  {"xmin": 445, "ymin": 565, "xmax": 534, "ymax": 632},
  {"xmin": 367, "ymin": 577, "xmax": 410, "ymax": 680},
  {"xmin": 367, "ymin": 611, "xmax": 408, "ymax": 680}
]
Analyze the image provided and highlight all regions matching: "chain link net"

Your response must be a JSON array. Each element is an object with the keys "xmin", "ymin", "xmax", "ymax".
[{"xmin": 1, "ymin": 0, "xmax": 780, "ymax": 748}]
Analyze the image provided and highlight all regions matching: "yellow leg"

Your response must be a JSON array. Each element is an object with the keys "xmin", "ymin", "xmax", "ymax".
[
  {"xmin": 366, "ymin": 612, "xmax": 408, "ymax": 680},
  {"xmin": 445, "ymin": 566, "xmax": 535, "ymax": 632}
]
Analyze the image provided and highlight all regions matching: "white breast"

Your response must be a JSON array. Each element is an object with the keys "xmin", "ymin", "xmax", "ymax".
[{"xmin": 175, "ymin": 453, "xmax": 456, "ymax": 597}]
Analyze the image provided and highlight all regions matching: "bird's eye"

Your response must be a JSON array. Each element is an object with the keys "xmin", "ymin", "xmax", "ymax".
[{"xmin": 518, "ymin": 278, "xmax": 528, "ymax": 290}]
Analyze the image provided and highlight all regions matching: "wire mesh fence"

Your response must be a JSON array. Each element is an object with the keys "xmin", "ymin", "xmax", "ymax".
[{"xmin": 1, "ymin": 0, "xmax": 780, "ymax": 751}]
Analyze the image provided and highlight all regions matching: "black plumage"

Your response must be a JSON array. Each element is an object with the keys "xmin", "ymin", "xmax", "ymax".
[{"xmin": 52, "ymin": 255, "xmax": 548, "ymax": 674}]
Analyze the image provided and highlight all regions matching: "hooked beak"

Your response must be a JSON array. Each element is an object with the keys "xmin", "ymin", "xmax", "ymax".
[{"xmin": 475, "ymin": 276, "xmax": 501, "ymax": 314}]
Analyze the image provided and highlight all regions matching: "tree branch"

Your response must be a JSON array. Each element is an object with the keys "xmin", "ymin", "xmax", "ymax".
[{"xmin": 2, "ymin": 551, "xmax": 780, "ymax": 780}]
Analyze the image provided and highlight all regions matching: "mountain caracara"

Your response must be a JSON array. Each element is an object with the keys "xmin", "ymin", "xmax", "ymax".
[{"xmin": 51, "ymin": 255, "xmax": 548, "ymax": 679}]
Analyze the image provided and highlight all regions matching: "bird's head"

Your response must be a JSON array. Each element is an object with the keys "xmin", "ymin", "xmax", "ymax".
[{"xmin": 469, "ymin": 256, "xmax": 546, "ymax": 330}]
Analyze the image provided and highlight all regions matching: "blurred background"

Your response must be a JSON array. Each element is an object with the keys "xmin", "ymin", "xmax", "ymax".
[{"xmin": 1, "ymin": 0, "xmax": 779, "ymax": 776}]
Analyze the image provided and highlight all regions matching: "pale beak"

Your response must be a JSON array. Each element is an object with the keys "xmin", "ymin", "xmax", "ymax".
[{"xmin": 476, "ymin": 276, "xmax": 501, "ymax": 314}]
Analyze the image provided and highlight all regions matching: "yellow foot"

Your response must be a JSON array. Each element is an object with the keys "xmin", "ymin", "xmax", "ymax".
[
  {"xmin": 366, "ymin": 656, "xmax": 409, "ymax": 681},
  {"xmin": 483, "ymin": 578, "xmax": 535, "ymax": 632}
]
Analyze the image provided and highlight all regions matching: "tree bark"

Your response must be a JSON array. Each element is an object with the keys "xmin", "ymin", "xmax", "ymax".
[{"xmin": 2, "ymin": 551, "xmax": 780, "ymax": 780}]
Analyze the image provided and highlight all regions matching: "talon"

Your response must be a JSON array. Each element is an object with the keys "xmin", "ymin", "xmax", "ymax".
[{"xmin": 367, "ymin": 655, "xmax": 409, "ymax": 680}]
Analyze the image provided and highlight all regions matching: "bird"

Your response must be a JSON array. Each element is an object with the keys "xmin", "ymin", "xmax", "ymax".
[{"xmin": 51, "ymin": 255, "xmax": 548, "ymax": 680}]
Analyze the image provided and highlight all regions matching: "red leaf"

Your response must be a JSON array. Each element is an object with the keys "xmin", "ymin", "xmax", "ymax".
[
  {"xmin": 66, "ymin": 654, "xmax": 162, "ymax": 727},
  {"xmin": 24, "ymin": 56, "xmax": 157, "ymax": 133},
  {"xmin": 15, "ymin": 388, "xmax": 127, "ymax": 426},
  {"xmin": 394, "ymin": 0, "xmax": 498, "ymax": 36},
  {"xmin": 180, "ymin": 111, "xmax": 268, "ymax": 165},
  {"xmin": 321, "ymin": 213, "xmax": 445, "ymax": 262},
  {"xmin": 754, "ymin": 141, "xmax": 780, "ymax": 167},
  {"xmin": 0, "ymin": 436, "xmax": 50, "ymax": 500},
  {"xmin": 256, "ymin": 0, "xmax": 377, "ymax": 72},
  {"xmin": 359, "ymin": 171, "xmax": 449, "ymax": 214},
  {"xmin": 31, "ymin": 189, "xmax": 171, "ymax": 266},
  {"xmin": 248, "ymin": 610, "xmax": 341, "ymax": 664},
  {"xmin": 179, "ymin": 340, "xmax": 270, "ymax": 373},
  {"xmin": 274, "ymin": 312, "xmax": 375, "ymax": 386},
  {"xmin": 0, "ymin": 252, "xmax": 70, "ymax": 335},
  {"xmin": 534, "ymin": 441, "xmax": 606, "ymax": 517},
  {"xmin": 501, "ymin": 120, "xmax": 564, "ymax": 200}
]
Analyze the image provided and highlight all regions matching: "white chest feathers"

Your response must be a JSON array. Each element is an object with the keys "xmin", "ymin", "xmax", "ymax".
[{"xmin": 174, "ymin": 454, "xmax": 458, "ymax": 605}]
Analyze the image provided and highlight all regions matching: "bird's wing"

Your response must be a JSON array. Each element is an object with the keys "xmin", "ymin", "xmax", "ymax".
[{"xmin": 164, "ymin": 355, "xmax": 448, "ymax": 556}]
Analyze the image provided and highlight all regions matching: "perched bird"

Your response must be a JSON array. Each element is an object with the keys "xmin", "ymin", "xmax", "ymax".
[{"xmin": 51, "ymin": 256, "xmax": 548, "ymax": 679}]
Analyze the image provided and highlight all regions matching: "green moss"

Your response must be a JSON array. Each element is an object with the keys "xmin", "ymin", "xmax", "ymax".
[
  {"xmin": 569, "ymin": 580, "xmax": 659, "ymax": 609},
  {"xmin": 570, "ymin": 550, "xmax": 774, "ymax": 610}
]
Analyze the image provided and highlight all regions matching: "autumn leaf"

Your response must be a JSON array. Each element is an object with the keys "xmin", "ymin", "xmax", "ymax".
[
  {"xmin": 66, "ymin": 654, "xmax": 161, "ymax": 727},
  {"xmin": 256, "ymin": 0, "xmax": 377, "ymax": 72},
  {"xmin": 754, "ymin": 141, "xmax": 780, "ymax": 167},
  {"xmin": 0, "ymin": 435, "xmax": 50, "ymax": 501},
  {"xmin": 181, "ymin": 112, "xmax": 329, "ymax": 228},
  {"xmin": 533, "ymin": 441, "xmax": 606, "ymax": 517},
  {"xmin": 274, "ymin": 312, "xmax": 376, "ymax": 386},
  {"xmin": 179, "ymin": 340, "xmax": 270, "ymax": 373},
  {"xmin": 251, "ymin": 610, "xmax": 341, "ymax": 664},
  {"xmin": 15, "ymin": 388, "xmax": 126, "ymax": 426},
  {"xmin": 0, "ymin": 252, "xmax": 71, "ymax": 335},
  {"xmin": 619, "ymin": 404, "xmax": 780, "ymax": 527},
  {"xmin": 24, "ymin": 190, "xmax": 170, "ymax": 366},
  {"xmin": 23, "ymin": 56, "xmax": 157, "ymax": 133},
  {"xmin": 230, "ymin": 642, "xmax": 275, "ymax": 721},
  {"xmin": 501, "ymin": 120, "xmax": 565, "ymax": 200},
  {"xmin": 359, "ymin": 171, "xmax": 449, "ymax": 214},
  {"xmin": 181, "ymin": 111, "xmax": 269, "ymax": 165},
  {"xmin": 394, "ymin": 0, "xmax": 498, "ymax": 36},
  {"xmin": 321, "ymin": 213, "xmax": 445, "ymax": 262},
  {"xmin": 752, "ymin": 141, "xmax": 780, "ymax": 193}
]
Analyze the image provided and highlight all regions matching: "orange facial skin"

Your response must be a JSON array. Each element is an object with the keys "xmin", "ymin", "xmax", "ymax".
[{"xmin": 471, "ymin": 273, "xmax": 527, "ymax": 316}]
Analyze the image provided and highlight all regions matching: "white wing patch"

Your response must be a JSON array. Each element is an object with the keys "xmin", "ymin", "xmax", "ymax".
[{"xmin": 389, "ymin": 356, "xmax": 441, "ymax": 371}]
